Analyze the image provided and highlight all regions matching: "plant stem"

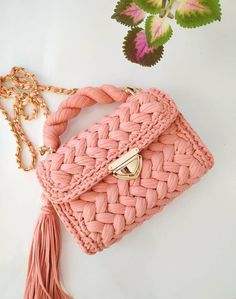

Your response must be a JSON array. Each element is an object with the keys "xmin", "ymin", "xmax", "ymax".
[
  {"xmin": 164, "ymin": 0, "xmax": 175, "ymax": 16},
  {"xmin": 166, "ymin": 0, "xmax": 176, "ymax": 13},
  {"xmin": 162, "ymin": 0, "xmax": 167, "ymax": 8}
]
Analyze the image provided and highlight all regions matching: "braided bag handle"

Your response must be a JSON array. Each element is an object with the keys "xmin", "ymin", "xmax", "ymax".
[{"xmin": 43, "ymin": 85, "xmax": 129, "ymax": 151}]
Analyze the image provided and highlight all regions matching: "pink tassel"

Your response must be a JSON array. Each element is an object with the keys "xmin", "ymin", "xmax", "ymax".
[{"xmin": 24, "ymin": 197, "xmax": 72, "ymax": 299}]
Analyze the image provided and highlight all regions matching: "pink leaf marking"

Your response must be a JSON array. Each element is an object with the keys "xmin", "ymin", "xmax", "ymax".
[
  {"xmin": 135, "ymin": 30, "xmax": 155, "ymax": 61},
  {"xmin": 180, "ymin": 0, "xmax": 209, "ymax": 13},
  {"xmin": 121, "ymin": 3, "xmax": 145, "ymax": 24},
  {"xmin": 153, "ymin": 26, "xmax": 161, "ymax": 39}
]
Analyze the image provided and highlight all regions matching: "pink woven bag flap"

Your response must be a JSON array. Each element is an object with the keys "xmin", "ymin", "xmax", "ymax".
[{"xmin": 37, "ymin": 88, "xmax": 178, "ymax": 203}]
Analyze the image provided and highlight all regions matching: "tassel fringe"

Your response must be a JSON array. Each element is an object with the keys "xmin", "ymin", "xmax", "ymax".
[{"xmin": 24, "ymin": 199, "xmax": 72, "ymax": 299}]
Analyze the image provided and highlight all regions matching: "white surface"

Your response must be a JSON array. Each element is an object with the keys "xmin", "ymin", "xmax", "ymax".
[{"xmin": 0, "ymin": 1, "xmax": 236, "ymax": 299}]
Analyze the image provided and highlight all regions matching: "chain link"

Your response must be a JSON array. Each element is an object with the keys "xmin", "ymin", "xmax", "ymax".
[{"xmin": 0, "ymin": 67, "xmax": 78, "ymax": 171}]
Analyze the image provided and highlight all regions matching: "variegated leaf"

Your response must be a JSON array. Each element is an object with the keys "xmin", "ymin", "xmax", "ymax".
[
  {"xmin": 134, "ymin": 0, "xmax": 162, "ymax": 14},
  {"xmin": 175, "ymin": 0, "xmax": 221, "ymax": 28},
  {"xmin": 145, "ymin": 15, "xmax": 173, "ymax": 47},
  {"xmin": 123, "ymin": 27, "xmax": 164, "ymax": 67},
  {"xmin": 112, "ymin": 0, "xmax": 145, "ymax": 27}
]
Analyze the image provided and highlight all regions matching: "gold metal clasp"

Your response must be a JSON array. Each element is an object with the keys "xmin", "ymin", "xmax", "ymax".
[{"xmin": 108, "ymin": 148, "xmax": 142, "ymax": 180}]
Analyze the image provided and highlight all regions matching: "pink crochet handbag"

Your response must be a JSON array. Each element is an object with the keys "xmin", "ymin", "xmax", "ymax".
[{"xmin": 24, "ymin": 85, "xmax": 214, "ymax": 299}]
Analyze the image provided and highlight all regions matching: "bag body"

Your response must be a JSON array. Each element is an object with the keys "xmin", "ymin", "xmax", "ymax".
[{"xmin": 37, "ymin": 87, "xmax": 214, "ymax": 254}]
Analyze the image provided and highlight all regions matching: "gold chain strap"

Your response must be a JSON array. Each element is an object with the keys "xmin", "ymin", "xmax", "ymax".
[{"xmin": 0, "ymin": 67, "xmax": 78, "ymax": 171}]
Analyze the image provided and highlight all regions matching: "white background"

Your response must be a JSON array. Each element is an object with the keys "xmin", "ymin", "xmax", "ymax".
[{"xmin": 0, "ymin": 1, "xmax": 236, "ymax": 299}]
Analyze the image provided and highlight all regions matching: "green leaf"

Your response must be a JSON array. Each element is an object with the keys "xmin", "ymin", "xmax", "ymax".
[
  {"xmin": 175, "ymin": 0, "xmax": 221, "ymax": 28},
  {"xmin": 145, "ymin": 15, "xmax": 173, "ymax": 47},
  {"xmin": 134, "ymin": 0, "xmax": 162, "ymax": 14},
  {"xmin": 112, "ymin": 0, "xmax": 146, "ymax": 27},
  {"xmin": 123, "ymin": 27, "xmax": 164, "ymax": 67}
]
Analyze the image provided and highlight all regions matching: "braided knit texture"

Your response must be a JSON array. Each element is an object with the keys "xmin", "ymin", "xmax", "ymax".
[{"xmin": 37, "ymin": 87, "xmax": 214, "ymax": 254}]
